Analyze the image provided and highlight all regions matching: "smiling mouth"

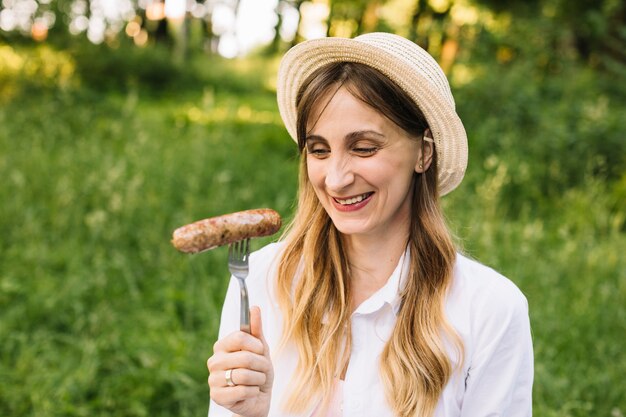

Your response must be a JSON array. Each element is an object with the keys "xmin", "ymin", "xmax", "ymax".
[{"xmin": 333, "ymin": 192, "xmax": 374, "ymax": 206}]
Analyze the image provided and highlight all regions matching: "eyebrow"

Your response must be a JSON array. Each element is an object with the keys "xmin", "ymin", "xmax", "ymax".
[
  {"xmin": 345, "ymin": 130, "xmax": 385, "ymax": 142},
  {"xmin": 305, "ymin": 130, "xmax": 386, "ymax": 144},
  {"xmin": 304, "ymin": 135, "xmax": 327, "ymax": 150}
]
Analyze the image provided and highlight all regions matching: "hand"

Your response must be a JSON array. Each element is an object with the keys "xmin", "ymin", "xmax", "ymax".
[{"xmin": 207, "ymin": 307, "xmax": 274, "ymax": 417}]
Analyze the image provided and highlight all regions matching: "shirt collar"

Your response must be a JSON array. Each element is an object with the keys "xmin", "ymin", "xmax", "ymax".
[{"xmin": 352, "ymin": 247, "xmax": 410, "ymax": 316}]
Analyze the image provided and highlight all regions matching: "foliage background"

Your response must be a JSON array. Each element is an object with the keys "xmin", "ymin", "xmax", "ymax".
[{"xmin": 1, "ymin": 0, "xmax": 625, "ymax": 416}]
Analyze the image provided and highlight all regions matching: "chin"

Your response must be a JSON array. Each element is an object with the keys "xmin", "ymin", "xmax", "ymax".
[{"xmin": 329, "ymin": 219, "xmax": 370, "ymax": 236}]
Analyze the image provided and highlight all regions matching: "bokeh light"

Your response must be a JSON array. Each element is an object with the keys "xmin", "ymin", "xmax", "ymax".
[
  {"xmin": 146, "ymin": 1, "xmax": 165, "ymax": 20},
  {"xmin": 164, "ymin": 0, "xmax": 185, "ymax": 20},
  {"xmin": 30, "ymin": 18, "xmax": 47, "ymax": 41},
  {"xmin": 125, "ymin": 20, "xmax": 141, "ymax": 38}
]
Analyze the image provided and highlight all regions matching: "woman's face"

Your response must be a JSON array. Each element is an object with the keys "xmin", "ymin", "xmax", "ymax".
[{"xmin": 306, "ymin": 86, "xmax": 426, "ymax": 240}]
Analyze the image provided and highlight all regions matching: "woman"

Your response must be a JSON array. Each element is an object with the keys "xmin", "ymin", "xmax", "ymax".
[{"xmin": 207, "ymin": 33, "xmax": 533, "ymax": 417}]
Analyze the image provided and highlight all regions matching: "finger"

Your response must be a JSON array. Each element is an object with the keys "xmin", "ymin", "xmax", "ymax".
[
  {"xmin": 208, "ymin": 368, "xmax": 267, "ymax": 388},
  {"xmin": 250, "ymin": 306, "xmax": 270, "ymax": 357},
  {"xmin": 210, "ymin": 385, "xmax": 261, "ymax": 406},
  {"xmin": 212, "ymin": 330, "xmax": 264, "ymax": 355},
  {"xmin": 207, "ymin": 350, "xmax": 272, "ymax": 374}
]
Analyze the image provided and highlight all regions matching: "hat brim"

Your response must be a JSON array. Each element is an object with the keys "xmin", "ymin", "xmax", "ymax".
[{"xmin": 277, "ymin": 35, "xmax": 467, "ymax": 196}]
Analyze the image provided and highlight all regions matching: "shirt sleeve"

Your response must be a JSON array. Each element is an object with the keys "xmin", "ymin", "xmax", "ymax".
[
  {"xmin": 208, "ymin": 275, "xmax": 240, "ymax": 417},
  {"xmin": 460, "ymin": 279, "xmax": 534, "ymax": 417}
]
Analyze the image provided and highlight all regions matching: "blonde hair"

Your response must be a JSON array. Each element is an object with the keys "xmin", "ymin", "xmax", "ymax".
[{"xmin": 276, "ymin": 62, "xmax": 463, "ymax": 416}]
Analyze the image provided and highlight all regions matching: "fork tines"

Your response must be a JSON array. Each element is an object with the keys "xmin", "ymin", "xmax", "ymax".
[{"xmin": 228, "ymin": 238, "xmax": 250, "ymax": 264}]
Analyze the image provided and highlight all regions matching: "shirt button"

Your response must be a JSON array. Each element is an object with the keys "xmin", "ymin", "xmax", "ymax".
[{"xmin": 348, "ymin": 399, "xmax": 361, "ymax": 411}]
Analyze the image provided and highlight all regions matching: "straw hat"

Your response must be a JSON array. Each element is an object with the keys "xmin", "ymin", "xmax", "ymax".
[{"xmin": 276, "ymin": 32, "xmax": 468, "ymax": 196}]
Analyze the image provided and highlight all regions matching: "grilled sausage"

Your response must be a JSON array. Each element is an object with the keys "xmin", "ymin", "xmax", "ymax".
[{"xmin": 171, "ymin": 209, "xmax": 282, "ymax": 253}]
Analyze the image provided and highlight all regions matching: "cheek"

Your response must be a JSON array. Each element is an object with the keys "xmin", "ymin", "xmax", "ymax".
[
  {"xmin": 306, "ymin": 159, "xmax": 324, "ymax": 189},
  {"xmin": 361, "ymin": 157, "xmax": 407, "ymax": 180},
  {"xmin": 363, "ymin": 158, "xmax": 415, "ymax": 192}
]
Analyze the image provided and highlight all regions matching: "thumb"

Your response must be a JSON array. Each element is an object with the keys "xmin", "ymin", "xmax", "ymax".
[
  {"xmin": 250, "ymin": 306, "xmax": 269, "ymax": 353},
  {"xmin": 250, "ymin": 306, "xmax": 274, "ymax": 395}
]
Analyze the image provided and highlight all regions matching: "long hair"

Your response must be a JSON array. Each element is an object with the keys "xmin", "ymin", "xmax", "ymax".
[{"xmin": 275, "ymin": 62, "xmax": 463, "ymax": 417}]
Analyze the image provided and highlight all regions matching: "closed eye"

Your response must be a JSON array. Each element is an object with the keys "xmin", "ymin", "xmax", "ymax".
[
  {"xmin": 307, "ymin": 147, "xmax": 330, "ymax": 158},
  {"xmin": 305, "ymin": 135, "xmax": 331, "ymax": 158},
  {"xmin": 352, "ymin": 147, "xmax": 378, "ymax": 156}
]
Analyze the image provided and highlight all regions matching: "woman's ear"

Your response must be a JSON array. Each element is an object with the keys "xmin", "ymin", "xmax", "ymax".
[{"xmin": 415, "ymin": 128, "xmax": 434, "ymax": 173}]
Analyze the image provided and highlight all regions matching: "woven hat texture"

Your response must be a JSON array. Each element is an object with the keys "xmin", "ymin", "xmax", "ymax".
[{"xmin": 276, "ymin": 32, "xmax": 468, "ymax": 196}]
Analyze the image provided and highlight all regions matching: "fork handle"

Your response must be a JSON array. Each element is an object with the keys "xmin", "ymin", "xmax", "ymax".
[{"xmin": 237, "ymin": 278, "xmax": 251, "ymax": 334}]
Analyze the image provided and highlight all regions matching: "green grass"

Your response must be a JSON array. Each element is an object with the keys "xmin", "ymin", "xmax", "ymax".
[{"xmin": 0, "ymin": 45, "xmax": 624, "ymax": 416}]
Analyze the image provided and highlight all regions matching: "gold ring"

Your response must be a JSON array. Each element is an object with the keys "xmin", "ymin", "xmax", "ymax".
[{"xmin": 225, "ymin": 369, "xmax": 236, "ymax": 387}]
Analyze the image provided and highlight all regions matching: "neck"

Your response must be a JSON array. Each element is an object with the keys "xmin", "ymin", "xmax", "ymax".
[{"xmin": 343, "ymin": 225, "xmax": 409, "ymax": 310}]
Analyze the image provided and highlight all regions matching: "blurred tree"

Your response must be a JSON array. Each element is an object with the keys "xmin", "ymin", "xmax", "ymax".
[
  {"xmin": 469, "ymin": 0, "xmax": 626, "ymax": 71},
  {"xmin": 554, "ymin": 0, "xmax": 625, "ymax": 69},
  {"xmin": 266, "ymin": 0, "xmax": 306, "ymax": 53},
  {"xmin": 269, "ymin": 1, "xmax": 286, "ymax": 53},
  {"xmin": 471, "ymin": 0, "xmax": 540, "ymax": 13},
  {"xmin": 326, "ymin": 0, "xmax": 384, "ymax": 37},
  {"xmin": 1, "ymin": 0, "xmax": 622, "ymax": 73},
  {"xmin": 408, "ymin": 0, "xmax": 448, "ymax": 46},
  {"xmin": 358, "ymin": 0, "xmax": 381, "ymax": 34}
]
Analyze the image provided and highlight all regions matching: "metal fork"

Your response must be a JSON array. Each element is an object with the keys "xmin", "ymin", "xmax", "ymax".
[{"xmin": 228, "ymin": 239, "xmax": 251, "ymax": 333}]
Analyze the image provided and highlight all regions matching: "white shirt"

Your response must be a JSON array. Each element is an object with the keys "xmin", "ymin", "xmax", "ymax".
[{"xmin": 209, "ymin": 242, "xmax": 533, "ymax": 417}]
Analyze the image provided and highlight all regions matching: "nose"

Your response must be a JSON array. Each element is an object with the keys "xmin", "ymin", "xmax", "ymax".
[{"xmin": 325, "ymin": 154, "xmax": 354, "ymax": 192}]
